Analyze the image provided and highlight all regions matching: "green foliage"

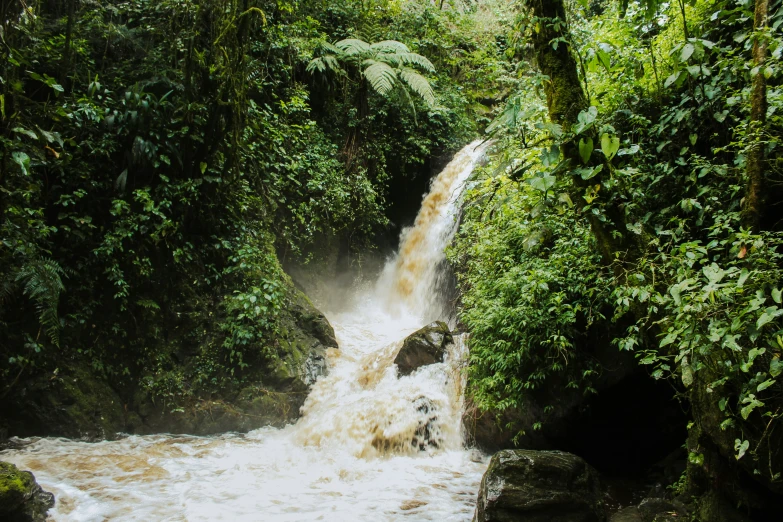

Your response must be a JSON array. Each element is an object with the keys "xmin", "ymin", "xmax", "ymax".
[
  {"xmin": 308, "ymin": 37, "xmax": 436, "ymax": 106},
  {"xmin": 451, "ymin": 0, "xmax": 783, "ymax": 486},
  {"xmin": 0, "ymin": 0, "xmax": 512, "ymax": 409}
]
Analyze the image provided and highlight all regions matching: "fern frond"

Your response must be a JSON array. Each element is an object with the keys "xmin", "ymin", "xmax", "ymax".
[
  {"xmin": 307, "ymin": 55, "xmax": 343, "ymax": 75},
  {"xmin": 363, "ymin": 60, "xmax": 398, "ymax": 97},
  {"xmin": 336, "ymin": 38, "xmax": 370, "ymax": 56},
  {"xmin": 398, "ymin": 67, "xmax": 435, "ymax": 106},
  {"xmin": 370, "ymin": 40, "xmax": 410, "ymax": 53},
  {"xmin": 306, "ymin": 57, "xmax": 325, "ymax": 73},
  {"xmin": 15, "ymin": 257, "xmax": 68, "ymax": 346},
  {"xmin": 381, "ymin": 52, "xmax": 435, "ymax": 73},
  {"xmin": 319, "ymin": 41, "xmax": 341, "ymax": 55}
]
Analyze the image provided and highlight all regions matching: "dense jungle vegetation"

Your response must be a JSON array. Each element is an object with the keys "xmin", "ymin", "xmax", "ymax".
[
  {"xmin": 0, "ymin": 0, "xmax": 510, "ymax": 408},
  {"xmin": 2, "ymin": 0, "xmax": 783, "ymax": 518}
]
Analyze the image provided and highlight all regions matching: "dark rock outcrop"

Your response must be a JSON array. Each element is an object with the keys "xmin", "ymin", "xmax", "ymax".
[
  {"xmin": 0, "ymin": 461, "xmax": 55, "ymax": 522},
  {"xmin": 394, "ymin": 321, "xmax": 453, "ymax": 376},
  {"xmin": 609, "ymin": 498, "xmax": 687, "ymax": 522},
  {"xmin": 473, "ymin": 449, "xmax": 605, "ymax": 522},
  {"xmin": 0, "ymin": 284, "xmax": 337, "ymax": 438}
]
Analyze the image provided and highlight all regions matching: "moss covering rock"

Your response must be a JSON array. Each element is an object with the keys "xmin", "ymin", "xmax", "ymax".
[{"xmin": 0, "ymin": 461, "xmax": 54, "ymax": 522}]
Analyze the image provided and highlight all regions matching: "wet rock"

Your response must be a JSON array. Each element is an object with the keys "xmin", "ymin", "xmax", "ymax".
[
  {"xmin": 0, "ymin": 282, "xmax": 336, "ymax": 439},
  {"xmin": 411, "ymin": 396, "xmax": 441, "ymax": 451},
  {"xmin": 609, "ymin": 507, "xmax": 643, "ymax": 522},
  {"xmin": 473, "ymin": 449, "xmax": 605, "ymax": 522},
  {"xmin": 637, "ymin": 498, "xmax": 684, "ymax": 521},
  {"xmin": 0, "ymin": 461, "xmax": 55, "ymax": 522},
  {"xmin": 0, "ymin": 364, "xmax": 126, "ymax": 440},
  {"xmin": 609, "ymin": 497, "xmax": 687, "ymax": 522},
  {"xmin": 394, "ymin": 321, "xmax": 453, "ymax": 376}
]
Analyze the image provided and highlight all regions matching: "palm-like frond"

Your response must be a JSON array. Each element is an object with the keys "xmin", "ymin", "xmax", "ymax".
[
  {"xmin": 370, "ymin": 40, "xmax": 410, "ymax": 53},
  {"xmin": 15, "ymin": 257, "xmax": 68, "ymax": 346},
  {"xmin": 363, "ymin": 60, "xmax": 398, "ymax": 97},
  {"xmin": 398, "ymin": 67, "xmax": 435, "ymax": 106},
  {"xmin": 306, "ymin": 55, "xmax": 342, "ymax": 74},
  {"xmin": 319, "ymin": 41, "xmax": 341, "ymax": 55},
  {"xmin": 335, "ymin": 38, "xmax": 371, "ymax": 56},
  {"xmin": 382, "ymin": 52, "xmax": 435, "ymax": 73}
]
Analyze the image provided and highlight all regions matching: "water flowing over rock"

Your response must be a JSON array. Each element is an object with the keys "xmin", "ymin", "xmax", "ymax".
[
  {"xmin": 473, "ymin": 449, "xmax": 605, "ymax": 522},
  {"xmin": 0, "ymin": 461, "xmax": 55, "ymax": 522},
  {"xmin": 394, "ymin": 321, "xmax": 453, "ymax": 376},
  {"xmin": 0, "ymin": 140, "xmax": 492, "ymax": 520}
]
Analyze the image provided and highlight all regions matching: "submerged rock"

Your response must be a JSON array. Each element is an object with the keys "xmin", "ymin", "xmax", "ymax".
[
  {"xmin": 473, "ymin": 449, "xmax": 605, "ymax": 522},
  {"xmin": 394, "ymin": 321, "xmax": 453, "ymax": 376},
  {"xmin": 0, "ymin": 461, "xmax": 55, "ymax": 522}
]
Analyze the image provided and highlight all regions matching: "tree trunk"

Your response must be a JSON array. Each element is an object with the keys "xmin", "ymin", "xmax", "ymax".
[
  {"xmin": 60, "ymin": 0, "xmax": 76, "ymax": 88},
  {"xmin": 524, "ymin": 0, "xmax": 628, "ymax": 266},
  {"xmin": 743, "ymin": 0, "xmax": 769, "ymax": 231}
]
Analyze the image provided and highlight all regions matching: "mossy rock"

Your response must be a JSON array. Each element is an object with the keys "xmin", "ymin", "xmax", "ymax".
[
  {"xmin": 0, "ymin": 363, "xmax": 126, "ymax": 440},
  {"xmin": 394, "ymin": 321, "xmax": 453, "ymax": 376},
  {"xmin": 0, "ymin": 461, "xmax": 55, "ymax": 522},
  {"xmin": 473, "ymin": 449, "xmax": 605, "ymax": 522}
]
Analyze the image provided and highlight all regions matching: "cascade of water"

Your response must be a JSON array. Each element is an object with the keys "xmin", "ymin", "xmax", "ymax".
[
  {"xmin": 376, "ymin": 140, "xmax": 490, "ymax": 321},
  {"xmin": 0, "ymin": 140, "xmax": 491, "ymax": 522}
]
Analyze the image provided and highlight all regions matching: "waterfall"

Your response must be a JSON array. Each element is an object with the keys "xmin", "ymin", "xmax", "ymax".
[
  {"xmin": 377, "ymin": 140, "xmax": 490, "ymax": 321},
  {"xmin": 0, "ymin": 141, "xmax": 490, "ymax": 521}
]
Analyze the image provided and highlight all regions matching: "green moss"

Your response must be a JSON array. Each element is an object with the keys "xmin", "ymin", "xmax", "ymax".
[{"xmin": 0, "ymin": 461, "xmax": 35, "ymax": 513}]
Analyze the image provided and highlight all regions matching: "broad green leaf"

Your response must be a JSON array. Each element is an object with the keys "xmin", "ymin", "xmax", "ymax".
[
  {"xmin": 757, "ymin": 307, "xmax": 783, "ymax": 329},
  {"xmin": 577, "ymin": 164, "xmax": 602, "ymax": 180},
  {"xmin": 740, "ymin": 395, "xmax": 764, "ymax": 419},
  {"xmin": 772, "ymin": 287, "xmax": 782, "ymax": 304},
  {"xmin": 578, "ymin": 137, "xmax": 593, "ymax": 164},
  {"xmin": 735, "ymin": 439, "xmax": 750, "ymax": 460},
  {"xmin": 770, "ymin": 357, "xmax": 782, "ymax": 378},
  {"xmin": 742, "ymin": 347, "xmax": 766, "ymax": 372},
  {"xmin": 617, "ymin": 144, "xmax": 639, "ymax": 156},
  {"xmin": 573, "ymin": 106, "xmax": 597, "ymax": 135},
  {"xmin": 601, "ymin": 133, "xmax": 620, "ymax": 160},
  {"xmin": 681, "ymin": 43, "xmax": 695, "ymax": 62},
  {"xmin": 12, "ymin": 127, "xmax": 38, "ymax": 140},
  {"xmin": 12, "ymin": 151, "xmax": 30, "ymax": 175},
  {"xmin": 757, "ymin": 379, "xmax": 776, "ymax": 392},
  {"xmin": 540, "ymin": 145, "xmax": 560, "ymax": 166},
  {"xmin": 529, "ymin": 175, "xmax": 556, "ymax": 193}
]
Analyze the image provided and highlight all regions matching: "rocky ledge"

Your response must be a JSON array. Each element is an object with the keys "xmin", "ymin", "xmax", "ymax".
[{"xmin": 0, "ymin": 461, "xmax": 55, "ymax": 522}]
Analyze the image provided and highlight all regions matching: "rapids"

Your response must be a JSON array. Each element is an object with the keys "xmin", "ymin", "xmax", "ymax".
[{"xmin": 1, "ymin": 140, "xmax": 491, "ymax": 521}]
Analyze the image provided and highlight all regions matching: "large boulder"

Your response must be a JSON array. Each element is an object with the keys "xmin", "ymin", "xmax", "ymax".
[
  {"xmin": 134, "ymin": 286, "xmax": 338, "ymax": 434},
  {"xmin": 473, "ymin": 450, "xmax": 605, "ymax": 522},
  {"xmin": 0, "ymin": 283, "xmax": 337, "ymax": 438},
  {"xmin": 394, "ymin": 321, "xmax": 453, "ymax": 376},
  {"xmin": 0, "ymin": 461, "xmax": 55, "ymax": 522}
]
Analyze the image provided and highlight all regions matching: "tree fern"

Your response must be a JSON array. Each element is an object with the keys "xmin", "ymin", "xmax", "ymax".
[
  {"xmin": 370, "ymin": 40, "xmax": 411, "ymax": 53},
  {"xmin": 383, "ymin": 52, "xmax": 435, "ymax": 73},
  {"xmin": 335, "ymin": 38, "xmax": 370, "ymax": 56},
  {"xmin": 308, "ymin": 38, "xmax": 437, "ymax": 108},
  {"xmin": 398, "ymin": 67, "xmax": 435, "ymax": 106},
  {"xmin": 363, "ymin": 60, "xmax": 398, "ymax": 97}
]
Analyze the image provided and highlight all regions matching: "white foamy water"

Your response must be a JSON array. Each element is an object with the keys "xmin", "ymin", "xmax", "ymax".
[{"xmin": 1, "ymin": 140, "xmax": 490, "ymax": 522}]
